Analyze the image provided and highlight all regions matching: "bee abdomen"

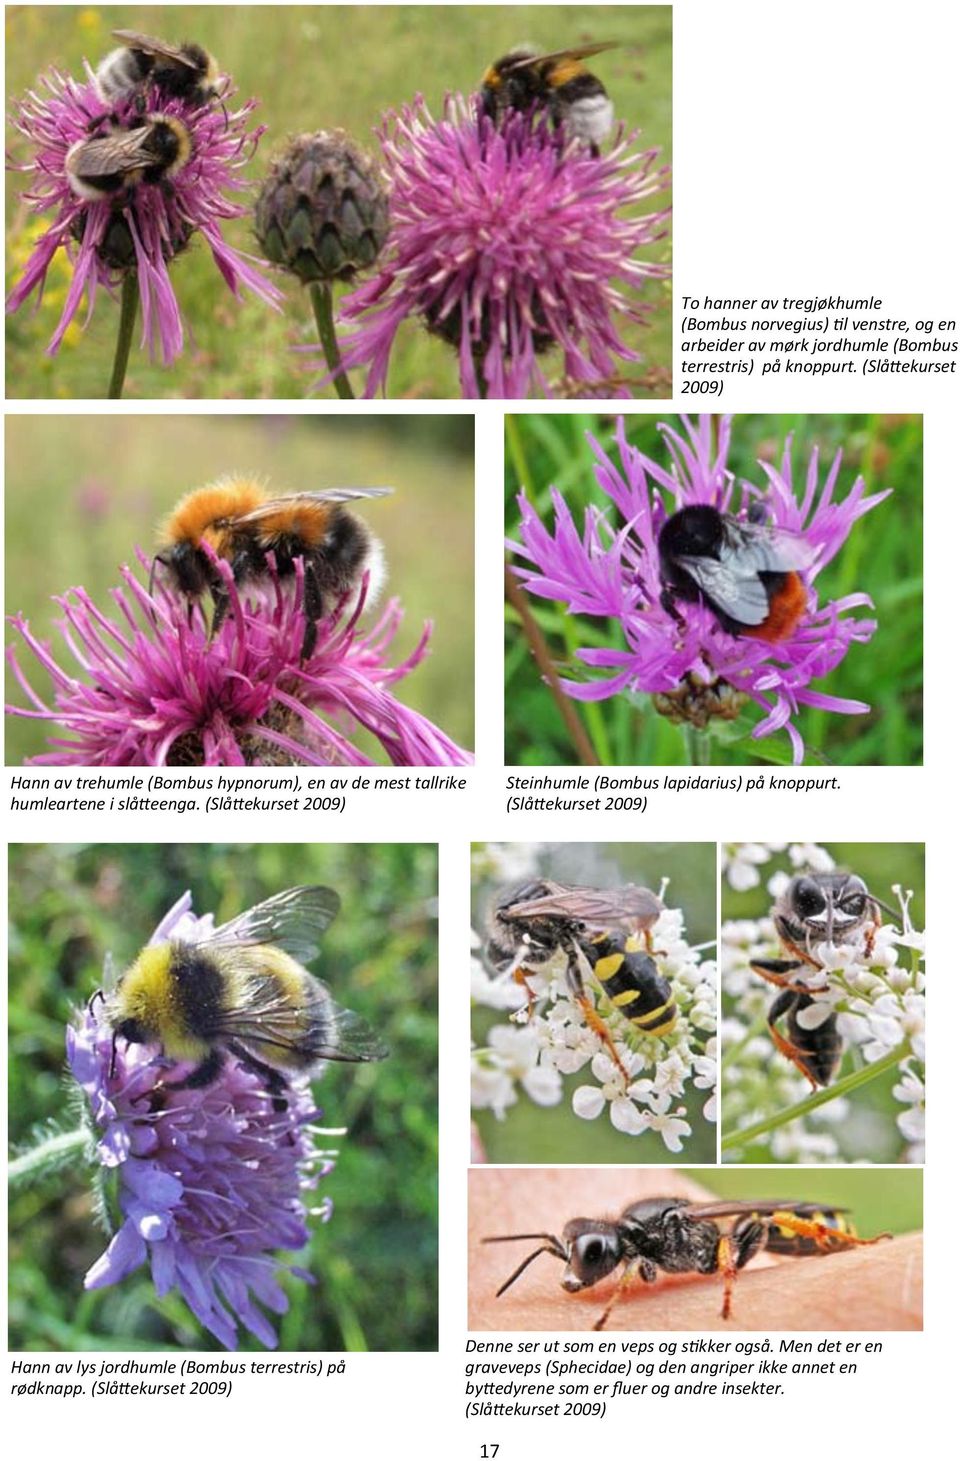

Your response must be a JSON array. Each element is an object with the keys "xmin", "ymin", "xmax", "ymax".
[
  {"xmin": 766, "ymin": 1209, "xmax": 853, "ymax": 1257},
  {"xmin": 591, "ymin": 945, "xmax": 677, "ymax": 1037}
]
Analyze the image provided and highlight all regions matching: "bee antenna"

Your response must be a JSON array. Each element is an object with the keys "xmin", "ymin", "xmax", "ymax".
[
  {"xmin": 87, "ymin": 988, "xmax": 106, "ymax": 1015},
  {"xmin": 869, "ymin": 892, "xmax": 903, "ymax": 922},
  {"xmin": 148, "ymin": 553, "xmax": 167, "ymax": 597},
  {"xmin": 483, "ymin": 1233, "xmax": 566, "ymax": 1296},
  {"xmin": 110, "ymin": 1029, "xmax": 119, "ymax": 1080}
]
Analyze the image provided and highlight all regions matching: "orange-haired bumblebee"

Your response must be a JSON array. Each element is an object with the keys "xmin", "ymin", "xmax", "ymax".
[
  {"xmin": 479, "ymin": 43, "xmax": 617, "ymax": 149},
  {"xmin": 485, "ymin": 1195, "xmax": 890, "ymax": 1329},
  {"xmin": 102, "ymin": 885, "xmax": 388, "ymax": 1109},
  {"xmin": 65, "ymin": 115, "xmax": 191, "ymax": 200},
  {"xmin": 750, "ymin": 871, "xmax": 890, "ymax": 1088},
  {"xmin": 154, "ymin": 477, "xmax": 391, "ymax": 660},
  {"xmin": 658, "ymin": 504, "xmax": 818, "ymax": 643},
  {"xmin": 485, "ymin": 879, "xmax": 668, "ymax": 1079},
  {"xmin": 95, "ymin": 30, "xmax": 224, "ymax": 112}
]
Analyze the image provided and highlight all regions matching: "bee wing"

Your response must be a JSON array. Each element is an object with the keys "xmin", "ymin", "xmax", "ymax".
[
  {"xmin": 208, "ymin": 967, "xmax": 389, "ymax": 1063},
  {"xmin": 671, "ymin": 518, "xmax": 814, "ymax": 628},
  {"xmin": 504, "ymin": 882, "xmax": 661, "ymax": 927},
  {"xmin": 231, "ymin": 487, "xmax": 393, "ymax": 526},
  {"xmin": 196, "ymin": 886, "xmax": 340, "ymax": 964},
  {"xmin": 68, "ymin": 127, "xmax": 158, "ymax": 176},
  {"xmin": 504, "ymin": 41, "xmax": 619, "ymax": 71},
  {"xmin": 683, "ymin": 1200, "xmax": 849, "ymax": 1222},
  {"xmin": 111, "ymin": 29, "xmax": 202, "ymax": 69}
]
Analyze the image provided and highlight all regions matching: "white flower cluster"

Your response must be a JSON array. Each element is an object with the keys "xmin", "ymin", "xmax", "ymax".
[
  {"xmin": 471, "ymin": 900, "xmax": 717, "ymax": 1155},
  {"xmin": 721, "ymin": 844, "xmax": 925, "ymax": 1163}
]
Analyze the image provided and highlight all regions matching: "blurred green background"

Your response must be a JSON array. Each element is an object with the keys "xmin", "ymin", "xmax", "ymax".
[
  {"xmin": 8, "ymin": 841, "xmax": 438, "ymax": 1351},
  {"xmin": 722, "ymin": 842, "xmax": 925, "ymax": 1165},
  {"xmin": 505, "ymin": 413, "xmax": 923, "ymax": 766},
  {"xmin": 4, "ymin": 413, "xmax": 474, "ymax": 763},
  {"xmin": 6, "ymin": 5, "xmax": 672, "ymax": 399},
  {"xmin": 695, "ymin": 1167, "xmax": 922, "ymax": 1237},
  {"xmin": 472, "ymin": 841, "xmax": 717, "ymax": 1164}
]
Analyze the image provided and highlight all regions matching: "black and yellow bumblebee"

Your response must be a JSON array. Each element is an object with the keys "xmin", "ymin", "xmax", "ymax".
[
  {"xmin": 485, "ymin": 879, "xmax": 670, "ymax": 1079},
  {"xmin": 100, "ymin": 885, "xmax": 388, "ymax": 1108},
  {"xmin": 750, "ymin": 872, "xmax": 890, "ymax": 1088},
  {"xmin": 485, "ymin": 1196, "xmax": 891, "ymax": 1330},
  {"xmin": 65, "ymin": 115, "xmax": 192, "ymax": 201},
  {"xmin": 94, "ymin": 30, "xmax": 224, "ymax": 112},
  {"xmin": 479, "ymin": 43, "xmax": 617, "ymax": 150}
]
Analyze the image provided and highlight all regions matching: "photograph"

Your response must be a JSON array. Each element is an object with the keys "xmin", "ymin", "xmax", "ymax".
[
  {"xmin": 5, "ymin": 4, "xmax": 672, "ymax": 400},
  {"xmin": 4, "ymin": 413, "xmax": 474, "ymax": 766},
  {"xmin": 505, "ymin": 412, "xmax": 922, "ymax": 767},
  {"xmin": 721, "ymin": 842, "xmax": 925, "ymax": 1165},
  {"xmin": 468, "ymin": 1166, "xmax": 922, "ymax": 1331},
  {"xmin": 471, "ymin": 841, "xmax": 716, "ymax": 1164},
  {"xmin": 8, "ymin": 841, "xmax": 438, "ymax": 1352}
]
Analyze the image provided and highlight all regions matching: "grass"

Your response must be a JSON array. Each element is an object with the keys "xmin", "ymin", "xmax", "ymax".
[
  {"xmin": 8, "ymin": 842, "xmax": 438, "ymax": 1352},
  {"xmin": 504, "ymin": 413, "xmax": 923, "ymax": 766},
  {"xmin": 5, "ymin": 4, "xmax": 672, "ymax": 399},
  {"xmin": 4, "ymin": 413, "xmax": 475, "ymax": 764}
]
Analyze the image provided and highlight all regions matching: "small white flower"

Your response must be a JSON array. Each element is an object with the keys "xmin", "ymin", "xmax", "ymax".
[
  {"xmin": 788, "ymin": 843, "xmax": 835, "ymax": 872},
  {"xmin": 643, "ymin": 1112, "xmax": 691, "ymax": 1153},
  {"xmin": 722, "ymin": 843, "xmax": 772, "ymax": 892}
]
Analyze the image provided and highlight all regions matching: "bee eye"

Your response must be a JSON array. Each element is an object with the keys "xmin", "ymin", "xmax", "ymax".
[
  {"xmin": 792, "ymin": 877, "xmax": 826, "ymax": 918},
  {"xmin": 841, "ymin": 893, "xmax": 866, "ymax": 916}
]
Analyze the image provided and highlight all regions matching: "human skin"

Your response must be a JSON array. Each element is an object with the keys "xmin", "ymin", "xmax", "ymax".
[{"xmin": 468, "ymin": 1168, "xmax": 922, "ymax": 1332}]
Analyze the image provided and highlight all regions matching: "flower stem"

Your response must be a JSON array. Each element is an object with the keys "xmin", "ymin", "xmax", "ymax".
[
  {"xmin": 107, "ymin": 270, "xmax": 139, "ymax": 399},
  {"xmin": 310, "ymin": 282, "xmax": 354, "ymax": 399},
  {"xmin": 721, "ymin": 1040, "xmax": 911, "ymax": 1152},
  {"xmin": 504, "ymin": 565, "xmax": 600, "ymax": 765},
  {"xmin": 9, "ymin": 1126, "xmax": 88, "ymax": 1186},
  {"xmin": 684, "ymin": 725, "xmax": 711, "ymax": 766}
]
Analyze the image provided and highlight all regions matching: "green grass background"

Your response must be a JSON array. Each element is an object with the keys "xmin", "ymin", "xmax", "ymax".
[
  {"xmin": 697, "ymin": 1167, "xmax": 922, "ymax": 1238},
  {"xmin": 505, "ymin": 413, "xmax": 923, "ymax": 766},
  {"xmin": 6, "ymin": 4, "xmax": 672, "ymax": 399},
  {"xmin": 722, "ymin": 842, "xmax": 925, "ymax": 1165},
  {"xmin": 4, "ymin": 413, "xmax": 474, "ymax": 763},
  {"xmin": 8, "ymin": 841, "xmax": 438, "ymax": 1351},
  {"xmin": 472, "ymin": 841, "xmax": 717, "ymax": 1164}
]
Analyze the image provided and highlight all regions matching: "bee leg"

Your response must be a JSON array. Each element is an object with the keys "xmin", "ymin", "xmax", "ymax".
[
  {"xmin": 768, "ymin": 1211, "xmax": 892, "ymax": 1250},
  {"xmin": 227, "ymin": 1040, "xmax": 290, "ymax": 1112},
  {"xmin": 765, "ymin": 988, "xmax": 823, "ymax": 1089},
  {"xmin": 164, "ymin": 1048, "xmax": 226, "ymax": 1093},
  {"xmin": 511, "ymin": 966, "xmax": 540, "ymax": 1019},
  {"xmin": 575, "ymin": 994, "xmax": 630, "ymax": 1081},
  {"xmin": 659, "ymin": 586, "xmax": 687, "ymax": 630},
  {"xmin": 208, "ymin": 580, "xmax": 231, "ymax": 640},
  {"xmin": 750, "ymin": 956, "xmax": 812, "ymax": 992},
  {"xmin": 593, "ymin": 1257, "xmax": 656, "ymax": 1332},
  {"xmin": 720, "ymin": 1219, "xmax": 769, "ymax": 1320},
  {"xmin": 641, "ymin": 928, "xmax": 668, "ymax": 958},
  {"xmin": 300, "ymin": 561, "xmax": 325, "ymax": 662}
]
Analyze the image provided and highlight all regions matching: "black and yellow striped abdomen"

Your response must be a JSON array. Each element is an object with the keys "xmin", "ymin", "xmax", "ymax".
[
  {"xmin": 586, "ymin": 933, "xmax": 677, "ymax": 1038},
  {"xmin": 765, "ymin": 1207, "xmax": 855, "ymax": 1256}
]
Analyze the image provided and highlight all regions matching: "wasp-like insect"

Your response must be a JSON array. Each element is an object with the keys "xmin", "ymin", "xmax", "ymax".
[
  {"xmin": 750, "ymin": 872, "xmax": 892, "ymax": 1088},
  {"xmin": 484, "ymin": 1196, "xmax": 891, "ymax": 1329},
  {"xmin": 485, "ymin": 880, "xmax": 670, "ymax": 1079}
]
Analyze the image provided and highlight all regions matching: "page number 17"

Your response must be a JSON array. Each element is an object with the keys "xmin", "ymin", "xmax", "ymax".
[{"xmin": 481, "ymin": 1447, "xmax": 500, "ymax": 1459}]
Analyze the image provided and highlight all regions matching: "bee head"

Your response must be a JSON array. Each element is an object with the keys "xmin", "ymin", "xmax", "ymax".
[{"xmin": 561, "ymin": 1219, "xmax": 622, "ymax": 1290}]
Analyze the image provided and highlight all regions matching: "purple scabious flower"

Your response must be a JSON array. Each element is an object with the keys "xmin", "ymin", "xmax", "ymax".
[
  {"xmin": 6, "ymin": 551, "xmax": 473, "ymax": 767},
  {"xmin": 509, "ymin": 416, "xmax": 891, "ymax": 764},
  {"xmin": 332, "ymin": 96, "xmax": 670, "ymax": 399},
  {"xmin": 68, "ymin": 893, "xmax": 332, "ymax": 1349},
  {"xmin": 6, "ymin": 68, "xmax": 282, "ymax": 363}
]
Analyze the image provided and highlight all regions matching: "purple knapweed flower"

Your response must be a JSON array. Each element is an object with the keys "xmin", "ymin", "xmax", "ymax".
[
  {"xmin": 509, "ymin": 416, "xmax": 891, "ymax": 763},
  {"xmin": 68, "ymin": 892, "xmax": 334, "ymax": 1349},
  {"xmin": 332, "ymin": 97, "xmax": 670, "ymax": 399},
  {"xmin": 6, "ymin": 67, "xmax": 281, "ymax": 363},
  {"xmin": 6, "ymin": 550, "xmax": 473, "ymax": 766}
]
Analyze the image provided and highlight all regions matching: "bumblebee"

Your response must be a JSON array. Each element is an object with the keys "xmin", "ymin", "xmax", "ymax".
[
  {"xmin": 485, "ymin": 879, "xmax": 667, "ymax": 1079},
  {"xmin": 95, "ymin": 30, "xmax": 224, "ymax": 112},
  {"xmin": 479, "ymin": 43, "xmax": 617, "ymax": 150},
  {"xmin": 485, "ymin": 1196, "xmax": 891, "ymax": 1330},
  {"xmin": 658, "ymin": 504, "xmax": 819, "ymax": 643},
  {"xmin": 65, "ymin": 115, "xmax": 191, "ymax": 201},
  {"xmin": 153, "ymin": 477, "xmax": 391, "ymax": 661},
  {"xmin": 750, "ymin": 872, "xmax": 889, "ymax": 1087},
  {"xmin": 102, "ymin": 885, "xmax": 388, "ymax": 1108}
]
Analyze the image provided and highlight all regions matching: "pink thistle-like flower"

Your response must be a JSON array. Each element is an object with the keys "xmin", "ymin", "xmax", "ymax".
[
  {"xmin": 6, "ymin": 551, "xmax": 473, "ymax": 767},
  {"xmin": 509, "ymin": 416, "xmax": 891, "ymax": 764},
  {"xmin": 6, "ymin": 67, "xmax": 282, "ymax": 363},
  {"xmin": 69, "ymin": 893, "xmax": 335, "ymax": 1349},
  {"xmin": 332, "ymin": 97, "xmax": 670, "ymax": 399}
]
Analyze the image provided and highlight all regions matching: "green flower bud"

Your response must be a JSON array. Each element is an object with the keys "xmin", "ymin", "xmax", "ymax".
[{"xmin": 254, "ymin": 130, "xmax": 389, "ymax": 285}]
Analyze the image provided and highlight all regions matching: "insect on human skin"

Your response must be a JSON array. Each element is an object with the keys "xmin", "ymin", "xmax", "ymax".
[
  {"xmin": 485, "ymin": 879, "xmax": 670, "ymax": 1079},
  {"xmin": 99, "ymin": 885, "xmax": 388, "ymax": 1110},
  {"xmin": 749, "ymin": 871, "xmax": 894, "ymax": 1088},
  {"xmin": 484, "ymin": 1196, "xmax": 891, "ymax": 1329}
]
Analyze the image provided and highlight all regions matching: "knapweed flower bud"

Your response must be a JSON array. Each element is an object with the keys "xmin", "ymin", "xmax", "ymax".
[{"xmin": 255, "ymin": 130, "xmax": 389, "ymax": 285}]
